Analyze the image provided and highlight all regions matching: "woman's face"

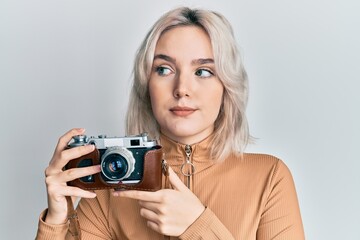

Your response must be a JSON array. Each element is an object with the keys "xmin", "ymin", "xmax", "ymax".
[{"xmin": 149, "ymin": 26, "xmax": 224, "ymax": 144}]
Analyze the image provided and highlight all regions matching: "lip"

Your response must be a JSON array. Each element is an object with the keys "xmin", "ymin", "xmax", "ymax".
[{"xmin": 170, "ymin": 106, "xmax": 197, "ymax": 117}]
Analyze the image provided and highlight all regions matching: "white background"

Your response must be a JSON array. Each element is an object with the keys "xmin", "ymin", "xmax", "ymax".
[{"xmin": 1, "ymin": 0, "xmax": 359, "ymax": 239}]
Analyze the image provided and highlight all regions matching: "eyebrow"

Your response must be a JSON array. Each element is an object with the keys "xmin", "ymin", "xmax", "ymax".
[
  {"xmin": 154, "ymin": 54, "xmax": 176, "ymax": 64},
  {"xmin": 153, "ymin": 54, "xmax": 214, "ymax": 65},
  {"xmin": 191, "ymin": 58, "xmax": 214, "ymax": 65}
]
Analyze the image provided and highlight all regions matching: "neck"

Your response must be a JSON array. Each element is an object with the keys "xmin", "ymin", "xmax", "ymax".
[{"xmin": 160, "ymin": 131, "xmax": 213, "ymax": 146}]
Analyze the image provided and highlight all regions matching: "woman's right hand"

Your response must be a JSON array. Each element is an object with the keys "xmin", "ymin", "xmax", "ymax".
[{"xmin": 44, "ymin": 128, "xmax": 101, "ymax": 225}]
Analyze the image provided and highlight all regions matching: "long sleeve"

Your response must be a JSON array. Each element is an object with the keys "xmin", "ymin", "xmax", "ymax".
[
  {"xmin": 36, "ymin": 191, "xmax": 112, "ymax": 240},
  {"xmin": 179, "ymin": 207, "xmax": 235, "ymax": 240},
  {"xmin": 36, "ymin": 209, "xmax": 70, "ymax": 240},
  {"xmin": 256, "ymin": 160, "xmax": 305, "ymax": 239}
]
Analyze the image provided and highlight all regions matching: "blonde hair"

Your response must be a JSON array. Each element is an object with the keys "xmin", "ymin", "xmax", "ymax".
[{"xmin": 126, "ymin": 7, "xmax": 250, "ymax": 161}]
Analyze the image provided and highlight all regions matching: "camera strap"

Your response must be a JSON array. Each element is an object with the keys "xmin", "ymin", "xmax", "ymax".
[
  {"xmin": 162, "ymin": 159, "xmax": 170, "ymax": 189},
  {"xmin": 162, "ymin": 159, "xmax": 171, "ymax": 240},
  {"xmin": 66, "ymin": 196, "xmax": 82, "ymax": 240}
]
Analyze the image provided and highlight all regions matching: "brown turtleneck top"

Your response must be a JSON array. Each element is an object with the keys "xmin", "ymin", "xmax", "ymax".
[{"xmin": 36, "ymin": 134, "xmax": 305, "ymax": 239}]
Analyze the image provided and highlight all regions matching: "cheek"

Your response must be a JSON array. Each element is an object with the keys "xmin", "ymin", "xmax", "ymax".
[
  {"xmin": 148, "ymin": 81, "xmax": 165, "ymax": 117},
  {"xmin": 211, "ymin": 89, "xmax": 224, "ymax": 120},
  {"xmin": 210, "ymin": 85, "xmax": 224, "ymax": 110},
  {"xmin": 149, "ymin": 85, "xmax": 158, "ymax": 112}
]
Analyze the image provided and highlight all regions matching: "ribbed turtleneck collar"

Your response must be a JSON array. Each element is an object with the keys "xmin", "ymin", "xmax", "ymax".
[{"xmin": 158, "ymin": 133, "xmax": 216, "ymax": 174}]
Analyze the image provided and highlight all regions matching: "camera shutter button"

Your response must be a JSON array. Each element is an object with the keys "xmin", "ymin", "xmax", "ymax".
[{"xmin": 69, "ymin": 135, "xmax": 88, "ymax": 147}]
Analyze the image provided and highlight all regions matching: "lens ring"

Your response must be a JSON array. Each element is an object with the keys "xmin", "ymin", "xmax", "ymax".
[
  {"xmin": 102, "ymin": 154, "xmax": 128, "ymax": 180},
  {"xmin": 101, "ymin": 147, "xmax": 135, "ymax": 181}
]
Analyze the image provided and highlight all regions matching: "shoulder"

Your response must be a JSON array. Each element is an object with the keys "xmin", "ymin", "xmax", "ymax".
[
  {"xmin": 242, "ymin": 153, "xmax": 296, "ymax": 191},
  {"xmin": 225, "ymin": 152, "xmax": 283, "ymax": 170},
  {"xmin": 242, "ymin": 153, "xmax": 281, "ymax": 167},
  {"xmin": 215, "ymin": 153, "xmax": 298, "ymax": 207},
  {"xmin": 223, "ymin": 153, "xmax": 294, "ymax": 184},
  {"xmin": 243, "ymin": 153, "xmax": 291, "ymax": 171}
]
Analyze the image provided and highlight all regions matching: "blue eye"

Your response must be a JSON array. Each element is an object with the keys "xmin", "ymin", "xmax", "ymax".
[
  {"xmin": 195, "ymin": 69, "xmax": 213, "ymax": 78},
  {"xmin": 156, "ymin": 66, "xmax": 172, "ymax": 76}
]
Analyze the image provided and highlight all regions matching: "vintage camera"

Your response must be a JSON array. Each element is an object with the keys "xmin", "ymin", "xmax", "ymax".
[{"xmin": 66, "ymin": 133, "xmax": 160, "ymax": 186}]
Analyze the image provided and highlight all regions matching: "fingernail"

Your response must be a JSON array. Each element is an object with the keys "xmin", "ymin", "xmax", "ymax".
[
  {"xmin": 77, "ymin": 128, "xmax": 85, "ymax": 133},
  {"xmin": 113, "ymin": 192, "xmax": 119, "ymax": 197}
]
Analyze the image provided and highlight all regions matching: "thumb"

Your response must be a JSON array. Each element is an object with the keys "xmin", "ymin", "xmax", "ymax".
[{"xmin": 168, "ymin": 167, "xmax": 188, "ymax": 192}]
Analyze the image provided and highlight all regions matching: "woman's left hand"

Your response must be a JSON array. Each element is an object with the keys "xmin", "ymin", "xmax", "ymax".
[{"xmin": 113, "ymin": 167, "xmax": 205, "ymax": 237}]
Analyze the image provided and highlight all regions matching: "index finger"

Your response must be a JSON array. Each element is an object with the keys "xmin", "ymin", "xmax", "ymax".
[
  {"xmin": 47, "ymin": 144, "xmax": 95, "ymax": 175},
  {"xmin": 55, "ymin": 128, "xmax": 86, "ymax": 153},
  {"xmin": 114, "ymin": 190, "xmax": 161, "ymax": 203}
]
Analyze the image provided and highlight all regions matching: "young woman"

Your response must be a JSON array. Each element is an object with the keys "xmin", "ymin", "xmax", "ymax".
[{"xmin": 36, "ymin": 7, "xmax": 305, "ymax": 239}]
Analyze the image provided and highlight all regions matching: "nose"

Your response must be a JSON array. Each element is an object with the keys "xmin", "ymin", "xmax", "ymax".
[
  {"xmin": 173, "ymin": 89, "xmax": 189, "ymax": 98},
  {"xmin": 173, "ymin": 72, "xmax": 191, "ymax": 98}
]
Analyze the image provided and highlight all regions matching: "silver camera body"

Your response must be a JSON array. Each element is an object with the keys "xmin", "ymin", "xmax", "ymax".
[{"xmin": 68, "ymin": 133, "xmax": 157, "ymax": 184}]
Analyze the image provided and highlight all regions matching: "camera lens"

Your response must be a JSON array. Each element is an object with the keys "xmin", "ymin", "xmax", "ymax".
[
  {"xmin": 103, "ymin": 154, "xmax": 128, "ymax": 178},
  {"xmin": 101, "ymin": 147, "xmax": 135, "ymax": 181}
]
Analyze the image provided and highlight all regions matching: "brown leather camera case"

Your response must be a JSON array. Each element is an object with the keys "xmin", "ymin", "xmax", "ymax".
[{"xmin": 65, "ymin": 146, "xmax": 163, "ymax": 191}]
